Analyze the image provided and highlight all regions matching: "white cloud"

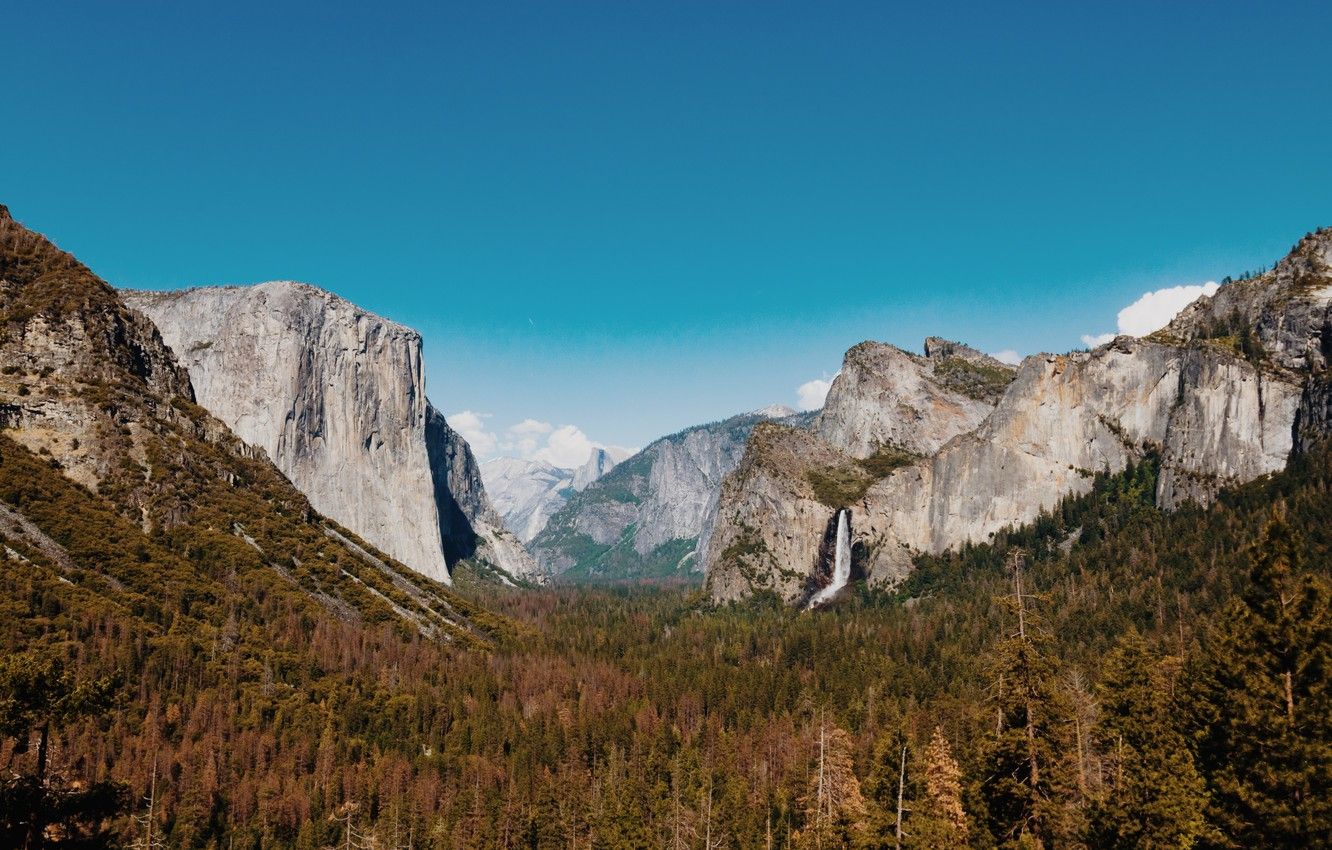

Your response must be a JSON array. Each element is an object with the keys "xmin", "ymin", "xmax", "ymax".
[
  {"xmin": 447, "ymin": 410, "xmax": 498, "ymax": 456},
  {"xmin": 990, "ymin": 349, "xmax": 1023, "ymax": 366},
  {"xmin": 452, "ymin": 413, "xmax": 634, "ymax": 468},
  {"xmin": 1080, "ymin": 332, "xmax": 1116, "ymax": 349},
  {"xmin": 533, "ymin": 424, "xmax": 598, "ymax": 468},
  {"xmin": 503, "ymin": 419, "xmax": 553, "ymax": 457},
  {"xmin": 1082, "ymin": 281, "xmax": 1219, "ymax": 348},
  {"xmin": 509, "ymin": 419, "xmax": 553, "ymax": 436},
  {"xmin": 797, "ymin": 377, "xmax": 835, "ymax": 411},
  {"xmin": 602, "ymin": 445, "xmax": 637, "ymax": 463},
  {"xmin": 1117, "ymin": 282, "xmax": 1219, "ymax": 336}
]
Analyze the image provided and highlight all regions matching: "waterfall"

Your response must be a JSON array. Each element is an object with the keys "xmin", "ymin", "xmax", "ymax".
[{"xmin": 810, "ymin": 509, "xmax": 851, "ymax": 607}]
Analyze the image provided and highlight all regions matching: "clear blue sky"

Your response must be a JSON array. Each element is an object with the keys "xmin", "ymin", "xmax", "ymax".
[{"xmin": 4, "ymin": 1, "xmax": 1329, "ymax": 455}]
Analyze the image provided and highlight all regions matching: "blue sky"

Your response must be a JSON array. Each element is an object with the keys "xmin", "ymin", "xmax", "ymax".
[{"xmin": 4, "ymin": 1, "xmax": 1330, "ymax": 460}]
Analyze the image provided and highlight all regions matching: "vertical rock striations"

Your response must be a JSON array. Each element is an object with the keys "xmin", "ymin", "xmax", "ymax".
[
  {"xmin": 704, "ymin": 231, "xmax": 1332, "ymax": 603},
  {"xmin": 123, "ymin": 283, "xmax": 538, "ymax": 584}
]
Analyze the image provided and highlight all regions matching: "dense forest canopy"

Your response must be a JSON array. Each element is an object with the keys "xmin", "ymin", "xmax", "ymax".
[{"xmin": 3, "ymin": 425, "xmax": 1330, "ymax": 847}]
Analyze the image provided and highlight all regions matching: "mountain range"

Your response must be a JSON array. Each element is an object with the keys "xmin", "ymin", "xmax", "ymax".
[
  {"xmin": 703, "ymin": 229, "xmax": 1332, "ymax": 604},
  {"xmin": 2, "ymin": 202, "xmax": 1328, "ymax": 848},
  {"xmin": 528, "ymin": 405, "xmax": 811, "ymax": 581}
]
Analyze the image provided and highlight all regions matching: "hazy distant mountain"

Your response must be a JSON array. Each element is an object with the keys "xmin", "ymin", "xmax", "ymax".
[
  {"xmin": 483, "ymin": 446, "xmax": 631, "ymax": 542},
  {"xmin": 529, "ymin": 406, "xmax": 812, "ymax": 582}
]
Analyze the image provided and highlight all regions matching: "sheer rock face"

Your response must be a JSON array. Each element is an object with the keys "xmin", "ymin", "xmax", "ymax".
[
  {"xmin": 856, "ymin": 340, "xmax": 1301, "ymax": 584},
  {"xmin": 703, "ymin": 341, "xmax": 1011, "ymax": 602},
  {"xmin": 1166, "ymin": 229, "xmax": 1332, "ymax": 375},
  {"xmin": 123, "ymin": 282, "xmax": 538, "ymax": 584},
  {"xmin": 703, "ymin": 423, "xmax": 856, "ymax": 603},
  {"xmin": 705, "ymin": 231, "xmax": 1332, "ymax": 602},
  {"xmin": 572, "ymin": 448, "xmax": 619, "ymax": 491}
]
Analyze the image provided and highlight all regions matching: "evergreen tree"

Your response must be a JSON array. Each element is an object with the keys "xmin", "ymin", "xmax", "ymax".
[
  {"xmin": 861, "ymin": 727, "xmax": 910, "ymax": 850},
  {"xmin": 1091, "ymin": 632, "xmax": 1208, "ymax": 848},
  {"xmin": 906, "ymin": 726, "xmax": 969, "ymax": 849},
  {"xmin": 1192, "ymin": 516, "xmax": 1332, "ymax": 848},
  {"xmin": 797, "ymin": 718, "xmax": 866, "ymax": 849},
  {"xmin": 0, "ymin": 653, "xmax": 126, "ymax": 849},
  {"xmin": 983, "ymin": 553, "xmax": 1081, "ymax": 849}
]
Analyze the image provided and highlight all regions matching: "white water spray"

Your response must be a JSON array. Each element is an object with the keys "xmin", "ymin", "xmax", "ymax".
[{"xmin": 810, "ymin": 509, "xmax": 851, "ymax": 607}]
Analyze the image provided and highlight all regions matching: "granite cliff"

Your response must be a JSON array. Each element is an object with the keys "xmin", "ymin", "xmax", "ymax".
[
  {"xmin": 123, "ymin": 283, "xmax": 538, "ymax": 584},
  {"xmin": 705, "ymin": 229, "xmax": 1332, "ymax": 603},
  {"xmin": 0, "ymin": 203, "xmax": 501, "ymax": 640}
]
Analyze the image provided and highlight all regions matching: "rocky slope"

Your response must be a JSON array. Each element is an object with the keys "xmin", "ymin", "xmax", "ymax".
[
  {"xmin": 123, "ymin": 282, "xmax": 538, "ymax": 584},
  {"xmin": 705, "ymin": 229, "xmax": 1332, "ymax": 604},
  {"xmin": 0, "ymin": 203, "xmax": 503, "ymax": 641},
  {"xmin": 482, "ymin": 448, "xmax": 624, "ymax": 542},
  {"xmin": 531, "ymin": 407, "xmax": 809, "ymax": 581}
]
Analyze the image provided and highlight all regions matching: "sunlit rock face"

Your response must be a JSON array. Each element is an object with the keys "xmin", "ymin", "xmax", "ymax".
[
  {"xmin": 704, "ymin": 339, "xmax": 1014, "ymax": 602},
  {"xmin": 124, "ymin": 281, "xmax": 538, "ymax": 584},
  {"xmin": 704, "ymin": 229, "xmax": 1332, "ymax": 603}
]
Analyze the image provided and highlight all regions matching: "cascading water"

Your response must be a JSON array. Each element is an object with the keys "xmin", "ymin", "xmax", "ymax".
[{"xmin": 809, "ymin": 509, "xmax": 851, "ymax": 607}]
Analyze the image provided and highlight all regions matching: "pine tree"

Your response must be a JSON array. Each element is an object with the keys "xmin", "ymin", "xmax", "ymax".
[
  {"xmin": 983, "ymin": 552, "xmax": 1081, "ymax": 849},
  {"xmin": 905, "ymin": 726, "xmax": 969, "ymax": 849},
  {"xmin": 797, "ymin": 717, "xmax": 867, "ymax": 849},
  {"xmin": 862, "ymin": 728, "xmax": 909, "ymax": 850},
  {"xmin": 1091, "ymin": 632, "xmax": 1208, "ymax": 848},
  {"xmin": 0, "ymin": 653, "xmax": 126, "ymax": 849},
  {"xmin": 1192, "ymin": 516, "xmax": 1332, "ymax": 848}
]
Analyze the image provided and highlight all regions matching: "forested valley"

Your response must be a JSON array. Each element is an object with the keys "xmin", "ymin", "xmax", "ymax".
[{"xmin": 3, "ymin": 428, "xmax": 1329, "ymax": 848}]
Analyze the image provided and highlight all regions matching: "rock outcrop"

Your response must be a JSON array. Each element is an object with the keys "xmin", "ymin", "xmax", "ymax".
[
  {"xmin": 814, "ymin": 340, "xmax": 1011, "ymax": 458},
  {"xmin": 704, "ymin": 230, "xmax": 1332, "ymax": 603},
  {"xmin": 124, "ymin": 282, "xmax": 538, "ymax": 584},
  {"xmin": 572, "ymin": 447, "xmax": 621, "ymax": 491},
  {"xmin": 532, "ymin": 408, "xmax": 810, "ymax": 581},
  {"xmin": 0, "ymin": 203, "xmax": 502, "ymax": 642}
]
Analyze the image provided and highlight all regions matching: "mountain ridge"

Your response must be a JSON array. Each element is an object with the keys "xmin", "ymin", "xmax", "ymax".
[
  {"xmin": 531, "ymin": 406, "xmax": 814, "ymax": 581},
  {"xmin": 704, "ymin": 231, "xmax": 1332, "ymax": 603}
]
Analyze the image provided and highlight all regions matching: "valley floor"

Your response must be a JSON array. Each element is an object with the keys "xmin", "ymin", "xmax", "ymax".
[{"xmin": 4, "ymin": 448, "xmax": 1331, "ymax": 848}]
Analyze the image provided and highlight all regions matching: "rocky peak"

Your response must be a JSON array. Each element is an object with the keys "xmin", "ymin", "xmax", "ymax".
[
  {"xmin": 814, "ymin": 340, "xmax": 1003, "ymax": 458},
  {"xmin": 753, "ymin": 403, "xmax": 799, "ymax": 418},
  {"xmin": 1164, "ymin": 226, "xmax": 1332, "ymax": 376},
  {"xmin": 923, "ymin": 336, "xmax": 1000, "ymax": 366},
  {"xmin": 0, "ymin": 207, "xmax": 193, "ymax": 492},
  {"xmin": 572, "ymin": 447, "xmax": 619, "ymax": 491}
]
